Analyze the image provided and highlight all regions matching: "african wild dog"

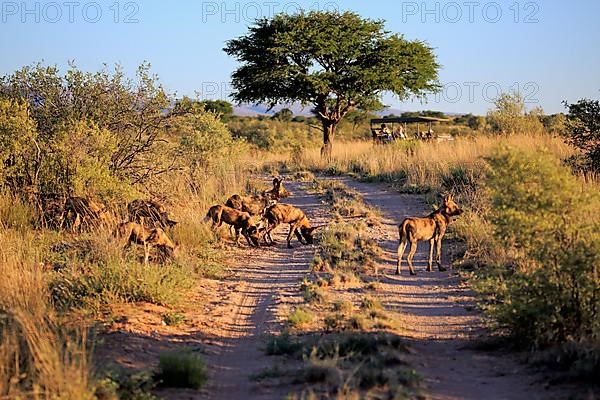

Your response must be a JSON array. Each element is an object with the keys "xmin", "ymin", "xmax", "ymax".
[
  {"xmin": 263, "ymin": 203, "xmax": 319, "ymax": 248},
  {"xmin": 116, "ymin": 221, "xmax": 178, "ymax": 265},
  {"xmin": 204, "ymin": 204, "xmax": 261, "ymax": 247},
  {"xmin": 396, "ymin": 194, "xmax": 463, "ymax": 275}
]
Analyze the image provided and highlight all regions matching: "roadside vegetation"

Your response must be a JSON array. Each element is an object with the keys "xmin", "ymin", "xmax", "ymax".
[{"xmin": 0, "ymin": 62, "xmax": 251, "ymax": 396}]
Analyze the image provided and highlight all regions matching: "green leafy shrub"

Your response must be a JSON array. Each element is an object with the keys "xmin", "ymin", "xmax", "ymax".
[
  {"xmin": 161, "ymin": 312, "xmax": 185, "ymax": 326},
  {"xmin": 300, "ymin": 278, "xmax": 330, "ymax": 305},
  {"xmin": 287, "ymin": 306, "xmax": 315, "ymax": 328},
  {"xmin": 279, "ymin": 332, "xmax": 420, "ymax": 398},
  {"xmin": 486, "ymin": 92, "xmax": 544, "ymax": 135},
  {"xmin": 95, "ymin": 369, "xmax": 157, "ymax": 400},
  {"xmin": 228, "ymin": 118, "xmax": 319, "ymax": 150},
  {"xmin": 156, "ymin": 350, "xmax": 207, "ymax": 389},
  {"xmin": 265, "ymin": 333, "xmax": 303, "ymax": 356},
  {"xmin": 474, "ymin": 147, "xmax": 600, "ymax": 350}
]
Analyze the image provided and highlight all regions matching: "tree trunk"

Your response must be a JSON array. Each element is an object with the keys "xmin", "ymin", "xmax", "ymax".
[{"xmin": 320, "ymin": 120, "xmax": 336, "ymax": 161}]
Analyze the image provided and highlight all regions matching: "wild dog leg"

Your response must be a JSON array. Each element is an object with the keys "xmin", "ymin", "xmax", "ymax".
[
  {"xmin": 427, "ymin": 238, "xmax": 435, "ymax": 272},
  {"xmin": 241, "ymin": 227, "xmax": 257, "ymax": 247},
  {"xmin": 264, "ymin": 222, "xmax": 278, "ymax": 245},
  {"xmin": 234, "ymin": 227, "xmax": 242, "ymax": 246},
  {"xmin": 294, "ymin": 229, "xmax": 305, "ymax": 245},
  {"xmin": 407, "ymin": 240, "xmax": 418, "ymax": 276},
  {"xmin": 435, "ymin": 236, "xmax": 446, "ymax": 271},
  {"xmin": 396, "ymin": 240, "xmax": 407, "ymax": 275},
  {"xmin": 286, "ymin": 223, "xmax": 297, "ymax": 248}
]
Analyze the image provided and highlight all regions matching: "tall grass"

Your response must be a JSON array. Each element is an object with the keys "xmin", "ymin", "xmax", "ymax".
[
  {"xmin": 297, "ymin": 134, "xmax": 574, "ymax": 191},
  {"xmin": 0, "ymin": 228, "xmax": 94, "ymax": 398}
]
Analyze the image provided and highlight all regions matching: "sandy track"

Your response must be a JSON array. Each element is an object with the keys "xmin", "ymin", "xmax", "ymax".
[
  {"xmin": 339, "ymin": 178, "xmax": 567, "ymax": 400},
  {"xmin": 201, "ymin": 181, "xmax": 329, "ymax": 399}
]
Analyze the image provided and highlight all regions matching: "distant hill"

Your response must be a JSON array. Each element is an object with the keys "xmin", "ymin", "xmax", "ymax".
[
  {"xmin": 233, "ymin": 103, "xmax": 313, "ymax": 117},
  {"xmin": 232, "ymin": 103, "xmax": 463, "ymax": 118}
]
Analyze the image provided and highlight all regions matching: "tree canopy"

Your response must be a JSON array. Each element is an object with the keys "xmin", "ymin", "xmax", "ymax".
[
  {"xmin": 271, "ymin": 108, "xmax": 294, "ymax": 122},
  {"xmin": 563, "ymin": 98, "xmax": 600, "ymax": 170},
  {"xmin": 200, "ymin": 99, "xmax": 234, "ymax": 120},
  {"xmin": 224, "ymin": 11, "xmax": 440, "ymax": 155}
]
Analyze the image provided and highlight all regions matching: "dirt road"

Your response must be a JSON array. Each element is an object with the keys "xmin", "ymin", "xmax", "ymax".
[
  {"xmin": 199, "ymin": 177, "xmax": 570, "ymax": 400},
  {"xmin": 339, "ymin": 178, "xmax": 566, "ymax": 400},
  {"xmin": 200, "ymin": 181, "xmax": 329, "ymax": 399}
]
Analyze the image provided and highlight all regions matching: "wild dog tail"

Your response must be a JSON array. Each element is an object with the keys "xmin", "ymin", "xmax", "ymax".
[
  {"xmin": 203, "ymin": 206, "xmax": 222, "ymax": 225},
  {"xmin": 398, "ymin": 219, "xmax": 409, "ymax": 244}
]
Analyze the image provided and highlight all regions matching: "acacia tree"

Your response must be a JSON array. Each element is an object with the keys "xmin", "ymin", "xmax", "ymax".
[{"xmin": 224, "ymin": 11, "xmax": 440, "ymax": 157}]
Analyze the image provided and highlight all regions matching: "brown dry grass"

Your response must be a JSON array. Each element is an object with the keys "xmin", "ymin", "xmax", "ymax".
[
  {"xmin": 296, "ymin": 134, "xmax": 574, "ymax": 190},
  {"xmin": 0, "ymin": 229, "xmax": 94, "ymax": 398}
]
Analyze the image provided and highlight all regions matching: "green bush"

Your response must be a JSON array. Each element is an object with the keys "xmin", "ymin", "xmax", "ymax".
[
  {"xmin": 228, "ymin": 118, "xmax": 319, "ymax": 150},
  {"xmin": 50, "ymin": 260, "xmax": 195, "ymax": 310},
  {"xmin": 281, "ymin": 332, "xmax": 420, "ymax": 398},
  {"xmin": 474, "ymin": 147, "xmax": 600, "ymax": 349},
  {"xmin": 161, "ymin": 311, "xmax": 185, "ymax": 326},
  {"xmin": 486, "ymin": 92, "xmax": 544, "ymax": 135},
  {"xmin": 287, "ymin": 306, "xmax": 314, "ymax": 328},
  {"xmin": 156, "ymin": 350, "xmax": 207, "ymax": 389},
  {"xmin": 0, "ymin": 63, "xmax": 245, "ymax": 205},
  {"xmin": 265, "ymin": 333, "xmax": 303, "ymax": 356},
  {"xmin": 95, "ymin": 369, "xmax": 157, "ymax": 400}
]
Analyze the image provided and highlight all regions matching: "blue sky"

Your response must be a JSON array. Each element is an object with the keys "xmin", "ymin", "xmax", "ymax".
[{"xmin": 1, "ymin": 0, "xmax": 599, "ymax": 114}]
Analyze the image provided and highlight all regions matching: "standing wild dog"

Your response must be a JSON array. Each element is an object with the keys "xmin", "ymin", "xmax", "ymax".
[
  {"xmin": 225, "ymin": 193, "xmax": 272, "ymax": 216},
  {"xmin": 204, "ymin": 204, "xmax": 261, "ymax": 247},
  {"xmin": 225, "ymin": 177, "xmax": 288, "ymax": 215},
  {"xmin": 264, "ymin": 203, "xmax": 318, "ymax": 248},
  {"xmin": 225, "ymin": 193, "xmax": 275, "ymax": 239},
  {"xmin": 396, "ymin": 194, "xmax": 463, "ymax": 275},
  {"xmin": 266, "ymin": 177, "xmax": 290, "ymax": 199},
  {"xmin": 116, "ymin": 221, "xmax": 178, "ymax": 265}
]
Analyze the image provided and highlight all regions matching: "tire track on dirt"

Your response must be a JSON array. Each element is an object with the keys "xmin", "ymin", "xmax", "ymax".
[
  {"xmin": 201, "ymin": 180, "xmax": 329, "ymax": 400},
  {"xmin": 339, "ymin": 178, "xmax": 568, "ymax": 400}
]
